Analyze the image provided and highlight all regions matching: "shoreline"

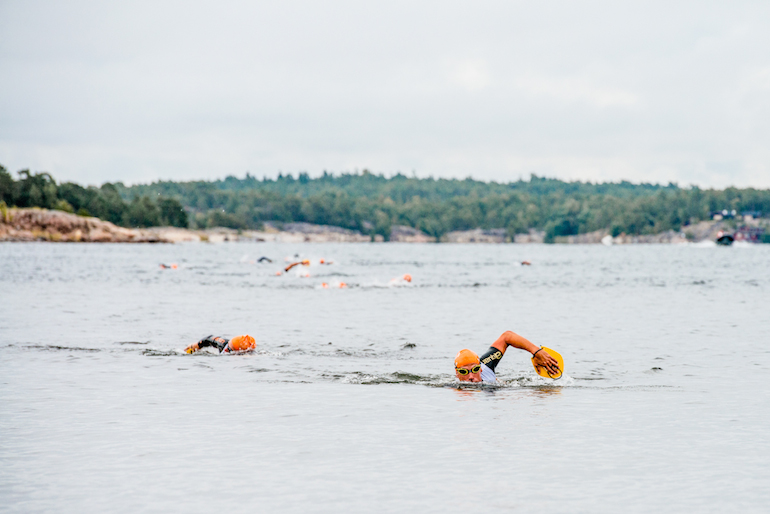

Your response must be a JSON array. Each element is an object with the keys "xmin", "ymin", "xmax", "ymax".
[{"xmin": 1, "ymin": 207, "xmax": 765, "ymax": 244}]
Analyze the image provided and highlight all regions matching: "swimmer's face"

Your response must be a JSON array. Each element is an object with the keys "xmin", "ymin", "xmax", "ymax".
[{"xmin": 455, "ymin": 364, "xmax": 482, "ymax": 382}]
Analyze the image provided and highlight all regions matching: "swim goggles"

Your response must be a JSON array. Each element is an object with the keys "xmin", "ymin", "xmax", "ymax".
[{"xmin": 455, "ymin": 365, "xmax": 481, "ymax": 375}]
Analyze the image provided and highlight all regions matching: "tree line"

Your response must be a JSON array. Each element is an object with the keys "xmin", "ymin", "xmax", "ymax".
[
  {"xmin": 0, "ymin": 166, "xmax": 187, "ymax": 228},
  {"xmin": 2, "ymin": 164, "xmax": 769, "ymax": 240}
]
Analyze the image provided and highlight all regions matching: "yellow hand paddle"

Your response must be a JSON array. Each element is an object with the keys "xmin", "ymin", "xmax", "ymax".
[{"xmin": 531, "ymin": 346, "xmax": 564, "ymax": 380}]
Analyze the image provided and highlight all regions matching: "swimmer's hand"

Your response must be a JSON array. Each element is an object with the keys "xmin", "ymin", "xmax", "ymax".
[
  {"xmin": 184, "ymin": 342, "xmax": 200, "ymax": 354},
  {"xmin": 533, "ymin": 350, "xmax": 560, "ymax": 376}
]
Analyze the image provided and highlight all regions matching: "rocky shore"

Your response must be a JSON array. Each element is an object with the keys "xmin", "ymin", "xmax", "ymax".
[
  {"xmin": 0, "ymin": 208, "xmax": 168, "ymax": 242},
  {"xmin": 1, "ymin": 207, "xmax": 764, "ymax": 244},
  {"xmin": 0, "ymin": 209, "xmax": 377, "ymax": 243},
  {"xmin": 553, "ymin": 219, "xmax": 767, "ymax": 244}
]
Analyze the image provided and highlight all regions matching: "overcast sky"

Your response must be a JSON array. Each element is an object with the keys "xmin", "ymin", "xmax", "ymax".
[{"xmin": 1, "ymin": 1, "xmax": 769, "ymax": 188}]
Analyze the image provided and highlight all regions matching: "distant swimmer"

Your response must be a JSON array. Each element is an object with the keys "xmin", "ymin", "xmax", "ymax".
[
  {"xmin": 244, "ymin": 256, "xmax": 273, "ymax": 264},
  {"xmin": 284, "ymin": 259, "xmax": 310, "ymax": 272},
  {"xmin": 184, "ymin": 334, "xmax": 256, "ymax": 354},
  {"xmin": 389, "ymin": 273, "xmax": 412, "ymax": 285},
  {"xmin": 455, "ymin": 330, "xmax": 560, "ymax": 383},
  {"xmin": 159, "ymin": 263, "xmax": 178, "ymax": 269},
  {"xmin": 321, "ymin": 281, "xmax": 347, "ymax": 289},
  {"xmin": 521, "ymin": 261, "xmax": 531, "ymax": 266}
]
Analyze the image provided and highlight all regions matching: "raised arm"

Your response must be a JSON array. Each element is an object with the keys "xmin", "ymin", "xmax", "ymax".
[
  {"xmin": 487, "ymin": 330, "xmax": 560, "ymax": 376},
  {"xmin": 185, "ymin": 335, "xmax": 228, "ymax": 354},
  {"xmin": 284, "ymin": 259, "xmax": 310, "ymax": 272}
]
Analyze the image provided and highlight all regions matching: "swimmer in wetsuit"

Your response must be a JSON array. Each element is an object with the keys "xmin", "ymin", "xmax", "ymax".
[
  {"xmin": 455, "ymin": 330, "xmax": 560, "ymax": 383},
  {"xmin": 184, "ymin": 334, "xmax": 256, "ymax": 354},
  {"xmin": 284, "ymin": 260, "xmax": 310, "ymax": 272}
]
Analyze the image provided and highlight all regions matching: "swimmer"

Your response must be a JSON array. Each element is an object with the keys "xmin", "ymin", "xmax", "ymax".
[
  {"xmin": 159, "ymin": 263, "xmax": 178, "ymax": 269},
  {"xmin": 284, "ymin": 259, "xmax": 310, "ymax": 272},
  {"xmin": 240, "ymin": 255, "xmax": 272, "ymax": 264},
  {"xmin": 389, "ymin": 273, "xmax": 412, "ymax": 285},
  {"xmin": 521, "ymin": 261, "xmax": 531, "ymax": 266},
  {"xmin": 321, "ymin": 281, "xmax": 347, "ymax": 288},
  {"xmin": 184, "ymin": 334, "xmax": 256, "ymax": 354},
  {"xmin": 455, "ymin": 330, "xmax": 560, "ymax": 383}
]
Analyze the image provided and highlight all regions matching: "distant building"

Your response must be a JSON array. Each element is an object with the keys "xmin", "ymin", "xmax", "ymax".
[
  {"xmin": 734, "ymin": 226, "xmax": 765, "ymax": 243},
  {"xmin": 740, "ymin": 210, "xmax": 763, "ymax": 220},
  {"xmin": 711, "ymin": 209, "xmax": 737, "ymax": 221}
]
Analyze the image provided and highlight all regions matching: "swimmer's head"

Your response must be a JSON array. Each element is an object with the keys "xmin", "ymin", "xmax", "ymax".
[
  {"xmin": 228, "ymin": 334, "xmax": 256, "ymax": 352},
  {"xmin": 403, "ymin": 274, "xmax": 412, "ymax": 282},
  {"xmin": 454, "ymin": 349, "xmax": 481, "ymax": 382}
]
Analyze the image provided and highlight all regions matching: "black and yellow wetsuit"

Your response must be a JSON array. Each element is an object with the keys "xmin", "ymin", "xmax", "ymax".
[
  {"xmin": 196, "ymin": 335, "xmax": 230, "ymax": 353},
  {"xmin": 478, "ymin": 346, "xmax": 505, "ymax": 382}
]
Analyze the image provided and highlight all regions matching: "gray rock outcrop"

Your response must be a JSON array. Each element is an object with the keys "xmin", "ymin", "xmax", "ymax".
[{"xmin": 0, "ymin": 208, "xmax": 168, "ymax": 242}]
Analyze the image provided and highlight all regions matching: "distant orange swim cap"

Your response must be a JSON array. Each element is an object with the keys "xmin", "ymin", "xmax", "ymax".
[
  {"xmin": 403, "ymin": 274, "xmax": 412, "ymax": 282},
  {"xmin": 454, "ymin": 349, "xmax": 480, "ymax": 368},
  {"xmin": 229, "ymin": 335, "xmax": 256, "ymax": 352}
]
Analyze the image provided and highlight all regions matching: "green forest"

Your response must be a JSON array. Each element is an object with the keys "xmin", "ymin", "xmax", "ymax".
[
  {"xmin": 2, "ymin": 164, "xmax": 769, "ymax": 241},
  {"xmin": 0, "ymin": 166, "xmax": 188, "ymax": 228}
]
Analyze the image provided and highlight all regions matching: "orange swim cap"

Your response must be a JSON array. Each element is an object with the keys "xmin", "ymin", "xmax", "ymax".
[
  {"xmin": 229, "ymin": 335, "xmax": 256, "ymax": 352},
  {"xmin": 403, "ymin": 274, "xmax": 412, "ymax": 282},
  {"xmin": 454, "ymin": 349, "xmax": 480, "ymax": 368}
]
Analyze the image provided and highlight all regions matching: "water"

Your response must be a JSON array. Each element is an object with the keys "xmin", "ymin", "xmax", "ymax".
[{"xmin": 1, "ymin": 242, "xmax": 769, "ymax": 513}]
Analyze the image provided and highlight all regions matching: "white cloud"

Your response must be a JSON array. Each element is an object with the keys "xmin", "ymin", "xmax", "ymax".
[
  {"xmin": 447, "ymin": 59, "xmax": 492, "ymax": 91},
  {"xmin": 1, "ymin": 0, "xmax": 770, "ymax": 188},
  {"xmin": 512, "ymin": 73, "xmax": 639, "ymax": 108}
]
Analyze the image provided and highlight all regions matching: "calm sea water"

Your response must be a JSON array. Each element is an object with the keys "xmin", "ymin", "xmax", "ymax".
[{"xmin": 1, "ymin": 241, "xmax": 769, "ymax": 513}]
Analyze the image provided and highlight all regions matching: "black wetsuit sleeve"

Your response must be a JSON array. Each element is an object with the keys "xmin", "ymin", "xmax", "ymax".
[
  {"xmin": 480, "ymin": 346, "xmax": 505, "ymax": 371},
  {"xmin": 197, "ymin": 335, "xmax": 229, "ymax": 353}
]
